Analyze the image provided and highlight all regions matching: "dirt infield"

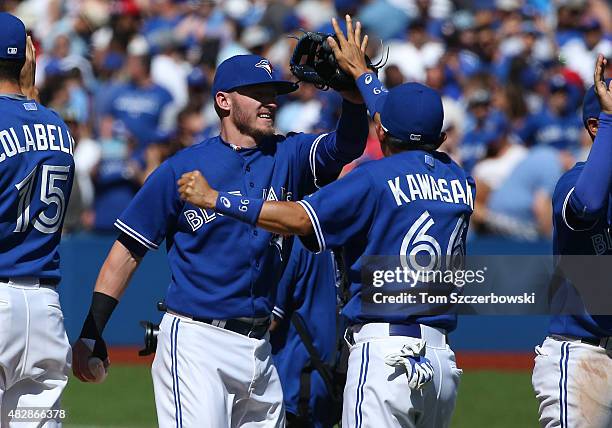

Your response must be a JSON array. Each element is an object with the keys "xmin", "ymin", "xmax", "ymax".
[{"xmin": 108, "ymin": 347, "xmax": 534, "ymax": 371}]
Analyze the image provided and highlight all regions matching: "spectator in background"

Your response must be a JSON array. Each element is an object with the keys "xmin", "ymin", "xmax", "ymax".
[
  {"xmin": 471, "ymin": 114, "xmax": 527, "ymax": 228},
  {"xmin": 518, "ymin": 74, "xmax": 583, "ymax": 150},
  {"xmin": 140, "ymin": 0, "xmax": 182, "ymax": 52},
  {"xmin": 63, "ymin": 67, "xmax": 90, "ymax": 124},
  {"xmin": 63, "ymin": 111, "xmax": 89, "ymax": 234},
  {"xmin": 240, "ymin": 25, "xmax": 273, "ymax": 57},
  {"xmin": 38, "ymin": 32, "xmax": 95, "ymax": 89},
  {"xmin": 168, "ymin": 104, "xmax": 209, "ymax": 155},
  {"xmin": 98, "ymin": 36, "xmax": 174, "ymax": 160},
  {"xmin": 561, "ymin": 18, "xmax": 612, "ymax": 88},
  {"xmin": 438, "ymin": 97, "xmax": 465, "ymax": 161},
  {"xmin": 496, "ymin": 21, "xmax": 549, "ymax": 91},
  {"xmin": 380, "ymin": 19, "xmax": 444, "ymax": 83},
  {"xmin": 3, "ymin": 0, "xmax": 611, "ymax": 246},
  {"xmin": 554, "ymin": 0, "xmax": 587, "ymax": 46},
  {"xmin": 71, "ymin": 112, "xmax": 101, "ymax": 233},
  {"xmin": 91, "ymin": 118, "xmax": 140, "ymax": 233},
  {"xmin": 476, "ymin": 146, "xmax": 574, "ymax": 241},
  {"xmin": 276, "ymin": 83, "xmax": 323, "ymax": 134},
  {"xmin": 423, "ymin": 56, "xmax": 466, "ymax": 160},
  {"xmin": 151, "ymin": 35, "xmax": 190, "ymax": 116},
  {"xmin": 460, "ymin": 88, "xmax": 506, "ymax": 173}
]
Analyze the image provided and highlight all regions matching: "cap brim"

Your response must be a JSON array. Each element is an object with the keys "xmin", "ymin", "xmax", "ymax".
[
  {"xmin": 229, "ymin": 80, "xmax": 299, "ymax": 95},
  {"xmin": 274, "ymin": 81, "xmax": 299, "ymax": 95}
]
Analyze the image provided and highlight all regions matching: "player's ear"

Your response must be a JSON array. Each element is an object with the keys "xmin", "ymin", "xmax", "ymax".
[
  {"xmin": 587, "ymin": 118, "xmax": 599, "ymax": 140},
  {"xmin": 374, "ymin": 118, "xmax": 386, "ymax": 142},
  {"xmin": 215, "ymin": 92, "xmax": 232, "ymax": 114},
  {"xmin": 439, "ymin": 132, "xmax": 447, "ymax": 144}
]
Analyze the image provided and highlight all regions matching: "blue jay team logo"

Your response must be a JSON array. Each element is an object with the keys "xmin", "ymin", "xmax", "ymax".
[{"xmin": 255, "ymin": 59, "xmax": 273, "ymax": 78}]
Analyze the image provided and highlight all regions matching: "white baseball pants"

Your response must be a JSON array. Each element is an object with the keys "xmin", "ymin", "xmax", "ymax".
[
  {"xmin": 533, "ymin": 336, "xmax": 612, "ymax": 428},
  {"xmin": 152, "ymin": 313, "xmax": 285, "ymax": 428},
  {"xmin": 342, "ymin": 324, "xmax": 461, "ymax": 428},
  {"xmin": 0, "ymin": 279, "xmax": 71, "ymax": 428}
]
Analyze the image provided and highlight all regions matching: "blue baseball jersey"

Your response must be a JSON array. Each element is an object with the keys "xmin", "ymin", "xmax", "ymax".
[
  {"xmin": 116, "ymin": 102, "xmax": 367, "ymax": 319},
  {"xmin": 518, "ymin": 108, "xmax": 582, "ymax": 150},
  {"xmin": 100, "ymin": 82, "xmax": 173, "ymax": 147},
  {"xmin": 270, "ymin": 240, "xmax": 339, "ymax": 425},
  {"xmin": 297, "ymin": 150, "xmax": 475, "ymax": 331},
  {"xmin": 0, "ymin": 95, "xmax": 74, "ymax": 280},
  {"xmin": 549, "ymin": 163, "xmax": 612, "ymax": 339},
  {"xmin": 93, "ymin": 139, "xmax": 139, "ymax": 232}
]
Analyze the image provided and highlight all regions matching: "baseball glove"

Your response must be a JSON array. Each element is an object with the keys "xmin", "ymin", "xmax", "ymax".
[{"xmin": 289, "ymin": 31, "xmax": 383, "ymax": 91}]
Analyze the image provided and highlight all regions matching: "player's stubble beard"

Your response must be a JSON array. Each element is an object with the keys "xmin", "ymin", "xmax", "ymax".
[{"xmin": 233, "ymin": 102, "xmax": 275, "ymax": 143}]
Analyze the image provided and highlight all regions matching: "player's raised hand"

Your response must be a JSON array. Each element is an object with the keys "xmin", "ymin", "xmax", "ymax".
[
  {"xmin": 327, "ymin": 15, "xmax": 370, "ymax": 81},
  {"xmin": 178, "ymin": 170, "xmax": 218, "ymax": 209},
  {"xmin": 594, "ymin": 54, "xmax": 612, "ymax": 115},
  {"xmin": 19, "ymin": 35, "xmax": 38, "ymax": 101}
]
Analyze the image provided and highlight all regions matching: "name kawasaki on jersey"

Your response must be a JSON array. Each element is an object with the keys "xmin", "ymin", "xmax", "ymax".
[{"xmin": 387, "ymin": 173, "xmax": 474, "ymax": 208}]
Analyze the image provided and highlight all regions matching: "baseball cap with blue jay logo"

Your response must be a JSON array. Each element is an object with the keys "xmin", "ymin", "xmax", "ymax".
[
  {"xmin": 375, "ymin": 82, "xmax": 444, "ymax": 148},
  {"xmin": 0, "ymin": 13, "xmax": 26, "ymax": 60},
  {"xmin": 212, "ymin": 55, "xmax": 298, "ymax": 98}
]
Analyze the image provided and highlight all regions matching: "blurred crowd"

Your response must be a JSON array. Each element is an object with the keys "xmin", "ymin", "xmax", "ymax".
[{"xmin": 3, "ymin": 0, "xmax": 611, "ymax": 241}]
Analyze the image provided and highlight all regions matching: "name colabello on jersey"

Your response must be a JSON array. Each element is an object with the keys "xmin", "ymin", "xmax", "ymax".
[
  {"xmin": 387, "ymin": 174, "xmax": 474, "ymax": 208},
  {"xmin": 0, "ymin": 123, "xmax": 75, "ymax": 163}
]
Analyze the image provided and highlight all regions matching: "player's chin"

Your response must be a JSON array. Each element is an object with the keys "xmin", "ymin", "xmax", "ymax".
[
  {"xmin": 256, "ymin": 116, "xmax": 275, "ymax": 129},
  {"xmin": 253, "ymin": 121, "xmax": 276, "ymax": 138}
]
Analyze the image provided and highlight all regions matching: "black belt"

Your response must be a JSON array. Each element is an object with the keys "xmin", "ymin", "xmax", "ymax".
[
  {"xmin": 0, "ymin": 277, "xmax": 59, "ymax": 286},
  {"xmin": 169, "ymin": 310, "xmax": 271, "ymax": 339},
  {"xmin": 345, "ymin": 323, "xmax": 425, "ymax": 346}
]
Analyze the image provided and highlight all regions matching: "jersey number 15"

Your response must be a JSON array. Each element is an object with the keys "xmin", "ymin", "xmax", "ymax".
[{"xmin": 14, "ymin": 164, "xmax": 71, "ymax": 234}]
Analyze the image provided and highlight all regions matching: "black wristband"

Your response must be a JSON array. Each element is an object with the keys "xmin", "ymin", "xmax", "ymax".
[{"xmin": 79, "ymin": 292, "xmax": 119, "ymax": 340}]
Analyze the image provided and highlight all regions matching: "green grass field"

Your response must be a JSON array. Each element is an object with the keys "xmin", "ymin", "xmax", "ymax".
[{"xmin": 62, "ymin": 366, "xmax": 539, "ymax": 427}]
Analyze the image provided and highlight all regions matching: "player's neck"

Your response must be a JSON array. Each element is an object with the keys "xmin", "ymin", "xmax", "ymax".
[
  {"xmin": 0, "ymin": 80, "xmax": 22, "ymax": 96},
  {"xmin": 220, "ymin": 122, "xmax": 258, "ymax": 149}
]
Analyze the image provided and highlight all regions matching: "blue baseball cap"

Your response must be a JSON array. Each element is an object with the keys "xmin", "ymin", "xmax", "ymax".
[
  {"xmin": 212, "ymin": 55, "xmax": 297, "ymax": 98},
  {"xmin": 0, "ymin": 13, "xmax": 26, "ymax": 60},
  {"xmin": 375, "ymin": 82, "xmax": 444, "ymax": 145},
  {"xmin": 582, "ymin": 78, "xmax": 612, "ymax": 127}
]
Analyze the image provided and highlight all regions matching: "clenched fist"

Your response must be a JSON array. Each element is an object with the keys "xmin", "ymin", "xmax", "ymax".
[{"xmin": 178, "ymin": 170, "xmax": 218, "ymax": 209}]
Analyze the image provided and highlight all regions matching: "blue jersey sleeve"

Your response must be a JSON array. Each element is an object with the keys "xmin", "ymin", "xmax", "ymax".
[
  {"xmin": 297, "ymin": 167, "xmax": 377, "ymax": 253},
  {"xmin": 114, "ymin": 160, "xmax": 181, "ymax": 249},
  {"xmin": 293, "ymin": 100, "xmax": 368, "ymax": 191},
  {"xmin": 569, "ymin": 113, "xmax": 612, "ymax": 224},
  {"xmin": 553, "ymin": 166, "xmax": 596, "ymax": 232}
]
